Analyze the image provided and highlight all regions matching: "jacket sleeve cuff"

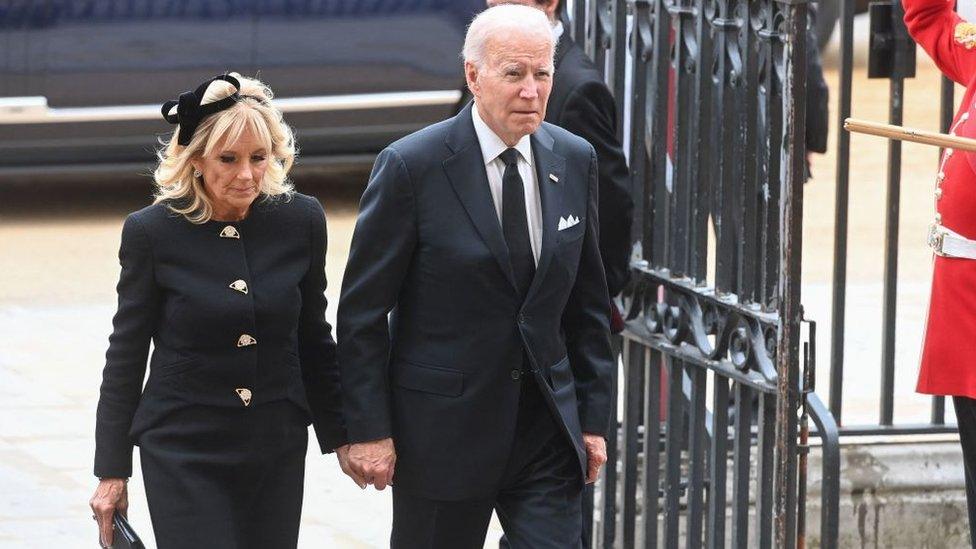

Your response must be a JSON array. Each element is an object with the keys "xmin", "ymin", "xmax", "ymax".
[
  {"xmin": 93, "ymin": 446, "xmax": 133, "ymax": 479},
  {"xmin": 346, "ymin": 420, "xmax": 393, "ymax": 445},
  {"xmin": 313, "ymin": 423, "xmax": 349, "ymax": 454},
  {"xmin": 580, "ymin": 404, "xmax": 612, "ymax": 439}
]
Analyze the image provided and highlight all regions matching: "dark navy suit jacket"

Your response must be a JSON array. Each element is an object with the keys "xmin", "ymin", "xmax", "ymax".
[
  {"xmin": 94, "ymin": 193, "xmax": 346, "ymax": 478},
  {"xmin": 337, "ymin": 104, "xmax": 615, "ymax": 501}
]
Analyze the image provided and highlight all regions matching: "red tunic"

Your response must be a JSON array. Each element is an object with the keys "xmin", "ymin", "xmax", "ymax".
[{"xmin": 907, "ymin": 0, "xmax": 976, "ymax": 397}]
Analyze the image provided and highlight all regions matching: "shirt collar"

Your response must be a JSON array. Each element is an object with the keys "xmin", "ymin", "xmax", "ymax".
[
  {"xmin": 471, "ymin": 102, "xmax": 533, "ymax": 167},
  {"xmin": 552, "ymin": 20, "xmax": 564, "ymax": 43}
]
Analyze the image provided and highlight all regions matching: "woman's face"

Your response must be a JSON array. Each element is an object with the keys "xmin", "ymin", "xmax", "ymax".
[{"xmin": 192, "ymin": 126, "xmax": 268, "ymax": 220}]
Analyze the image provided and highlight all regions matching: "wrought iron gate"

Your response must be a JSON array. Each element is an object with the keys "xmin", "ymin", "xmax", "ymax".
[{"xmin": 567, "ymin": 1, "xmax": 840, "ymax": 547}]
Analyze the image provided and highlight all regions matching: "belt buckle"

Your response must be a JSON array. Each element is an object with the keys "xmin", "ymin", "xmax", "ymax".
[{"xmin": 928, "ymin": 223, "xmax": 946, "ymax": 256}]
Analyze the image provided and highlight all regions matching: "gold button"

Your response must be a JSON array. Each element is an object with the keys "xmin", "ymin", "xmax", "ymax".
[
  {"xmin": 936, "ymin": 188, "xmax": 943, "ymax": 200},
  {"xmin": 235, "ymin": 388, "xmax": 252, "ymax": 407},
  {"xmin": 937, "ymin": 172, "xmax": 945, "ymax": 182},
  {"xmin": 229, "ymin": 280, "xmax": 248, "ymax": 294},
  {"xmin": 220, "ymin": 226, "xmax": 240, "ymax": 239},
  {"xmin": 237, "ymin": 334, "xmax": 257, "ymax": 347},
  {"xmin": 936, "ymin": 213, "xmax": 943, "ymax": 224},
  {"xmin": 946, "ymin": 149, "xmax": 954, "ymax": 158}
]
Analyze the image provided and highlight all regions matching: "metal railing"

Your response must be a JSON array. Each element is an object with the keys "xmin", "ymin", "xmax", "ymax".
[
  {"xmin": 828, "ymin": 0, "xmax": 959, "ymax": 436},
  {"xmin": 569, "ymin": 0, "xmax": 839, "ymax": 547},
  {"xmin": 571, "ymin": 0, "xmax": 965, "ymax": 545}
]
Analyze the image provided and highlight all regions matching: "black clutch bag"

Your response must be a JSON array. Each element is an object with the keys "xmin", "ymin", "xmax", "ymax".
[{"xmin": 110, "ymin": 512, "xmax": 145, "ymax": 549}]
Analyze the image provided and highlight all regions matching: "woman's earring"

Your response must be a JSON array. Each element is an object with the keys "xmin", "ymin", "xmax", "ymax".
[{"xmin": 193, "ymin": 170, "xmax": 202, "ymax": 178}]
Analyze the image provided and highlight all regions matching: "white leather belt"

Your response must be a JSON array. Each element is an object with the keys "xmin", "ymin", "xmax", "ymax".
[{"xmin": 928, "ymin": 223, "xmax": 976, "ymax": 258}]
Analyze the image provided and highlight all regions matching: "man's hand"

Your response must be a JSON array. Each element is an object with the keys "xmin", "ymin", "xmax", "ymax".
[
  {"xmin": 89, "ymin": 478, "xmax": 128, "ymax": 547},
  {"xmin": 336, "ymin": 444, "xmax": 368, "ymax": 489},
  {"xmin": 347, "ymin": 437, "xmax": 397, "ymax": 490},
  {"xmin": 583, "ymin": 433, "xmax": 608, "ymax": 484}
]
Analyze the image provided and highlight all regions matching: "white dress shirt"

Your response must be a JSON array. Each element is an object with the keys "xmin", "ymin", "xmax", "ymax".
[{"xmin": 471, "ymin": 103, "xmax": 543, "ymax": 266}]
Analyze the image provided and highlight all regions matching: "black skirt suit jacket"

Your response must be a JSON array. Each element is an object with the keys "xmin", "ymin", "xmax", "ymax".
[{"xmin": 94, "ymin": 192, "xmax": 346, "ymax": 479}]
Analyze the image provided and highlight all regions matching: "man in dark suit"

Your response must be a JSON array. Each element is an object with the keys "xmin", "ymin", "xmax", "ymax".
[{"xmin": 336, "ymin": 4, "xmax": 615, "ymax": 547}]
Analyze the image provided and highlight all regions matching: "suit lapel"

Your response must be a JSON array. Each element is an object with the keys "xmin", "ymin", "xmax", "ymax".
[
  {"xmin": 524, "ymin": 127, "xmax": 566, "ymax": 304},
  {"xmin": 443, "ymin": 105, "xmax": 519, "ymax": 293}
]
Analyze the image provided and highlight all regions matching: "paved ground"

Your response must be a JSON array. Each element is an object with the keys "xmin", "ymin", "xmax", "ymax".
[{"xmin": 0, "ymin": 19, "xmax": 961, "ymax": 547}]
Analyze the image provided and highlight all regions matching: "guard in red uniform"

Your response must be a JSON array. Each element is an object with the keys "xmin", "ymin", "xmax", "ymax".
[{"xmin": 906, "ymin": 0, "xmax": 976, "ymax": 543}]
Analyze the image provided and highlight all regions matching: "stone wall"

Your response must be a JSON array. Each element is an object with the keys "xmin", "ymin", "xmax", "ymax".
[{"xmin": 805, "ymin": 440, "xmax": 968, "ymax": 548}]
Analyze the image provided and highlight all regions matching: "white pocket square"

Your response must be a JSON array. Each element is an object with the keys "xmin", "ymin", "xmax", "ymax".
[{"xmin": 557, "ymin": 215, "xmax": 581, "ymax": 231}]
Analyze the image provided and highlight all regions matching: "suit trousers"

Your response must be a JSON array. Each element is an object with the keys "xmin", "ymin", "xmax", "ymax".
[
  {"xmin": 391, "ymin": 377, "xmax": 583, "ymax": 549},
  {"xmin": 138, "ymin": 400, "xmax": 309, "ymax": 549},
  {"xmin": 954, "ymin": 396, "xmax": 976, "ymax": 548},
  {"xmin": 501, "ymin": 333, "xmax": 621, "ymax": 549}
]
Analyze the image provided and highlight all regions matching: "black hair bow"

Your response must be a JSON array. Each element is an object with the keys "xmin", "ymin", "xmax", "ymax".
[{"xmin": 161, "ymin": 74, "xmax": 242, "ymax": 146}]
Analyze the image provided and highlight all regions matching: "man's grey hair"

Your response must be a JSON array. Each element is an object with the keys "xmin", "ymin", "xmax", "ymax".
[{"xmin": 462, "ymin": 4, "xmax": 554, "ymax": 68}]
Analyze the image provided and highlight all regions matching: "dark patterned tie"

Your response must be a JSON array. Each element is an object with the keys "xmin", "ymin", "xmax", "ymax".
[{"xmin": 499, "ymin": 148, "xmax": 535, "ymax": 298}]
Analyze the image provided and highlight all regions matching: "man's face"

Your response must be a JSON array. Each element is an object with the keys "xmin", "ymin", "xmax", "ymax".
[{"xmin": 466, "ymin": 32, "xmax": 553, "ymax": 145}]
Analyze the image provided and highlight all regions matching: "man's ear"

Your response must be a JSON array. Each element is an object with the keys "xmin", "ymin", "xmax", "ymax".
[
  {"xmin": 543, "ymin": 0, "xmax": 561, "ymax": 22},
  {"xmin": 464, "ymin": 61, "xmax": 480, "ymax": 97}
]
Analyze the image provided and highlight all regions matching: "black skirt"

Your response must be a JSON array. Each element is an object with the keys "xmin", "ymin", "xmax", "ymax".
[{"xmin": 138, "ymin": 400, "xmax": 309, "ymax": 549}]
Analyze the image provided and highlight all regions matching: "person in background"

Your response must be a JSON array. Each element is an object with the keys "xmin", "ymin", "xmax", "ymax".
[
  {"xmin": 89, "ymin": 73, "xmax": 354, "ymax": 548},
  {"xmin": 806, "ymin": 1, "xmax": 830, "ymax": 179}
]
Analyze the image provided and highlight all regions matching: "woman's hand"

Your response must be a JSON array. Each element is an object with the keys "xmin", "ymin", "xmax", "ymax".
[{"xmin": 90, "ymin": 478, "xmax": 128, "ymax": 547}]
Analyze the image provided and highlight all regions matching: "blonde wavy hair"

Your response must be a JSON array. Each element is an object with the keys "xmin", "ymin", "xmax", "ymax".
[{"xmin": 153, "ymin": 72, "xmax": 296, "ymax": 223}]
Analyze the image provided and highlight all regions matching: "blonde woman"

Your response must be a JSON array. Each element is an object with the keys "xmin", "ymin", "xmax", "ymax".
[{"xmin": 89, "ymin": 73, "xmax": 357, "ymax": 548}]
